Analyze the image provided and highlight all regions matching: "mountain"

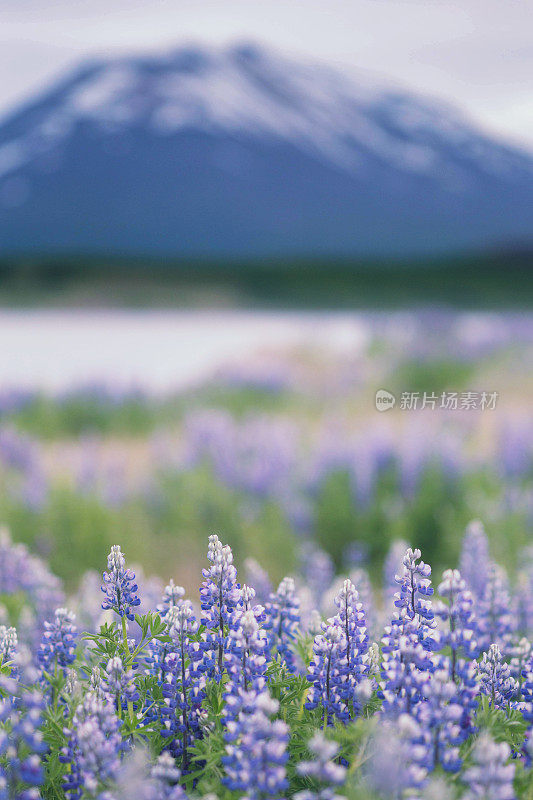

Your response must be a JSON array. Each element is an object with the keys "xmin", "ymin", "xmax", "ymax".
[{"xmin": 0, "ymin": 43, "xmax": 532, "ymax": 259}]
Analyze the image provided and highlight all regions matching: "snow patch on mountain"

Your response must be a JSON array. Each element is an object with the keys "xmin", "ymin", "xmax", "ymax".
[{"xmin": 1, "ymin": 41, "xmax": 531, "ymax": 197}]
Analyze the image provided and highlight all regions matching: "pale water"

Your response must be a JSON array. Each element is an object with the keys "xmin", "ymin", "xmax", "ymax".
[{"xmin": 0, "ymin": 310, "xmax": 370, "ymax": 391}]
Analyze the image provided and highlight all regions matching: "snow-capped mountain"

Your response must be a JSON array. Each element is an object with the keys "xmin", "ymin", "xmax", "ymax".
[{"xmin": 0, "ymin": 43, "xmax": 531, "ymax": 258}]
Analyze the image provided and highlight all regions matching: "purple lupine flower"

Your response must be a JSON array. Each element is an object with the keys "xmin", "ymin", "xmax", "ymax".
[
  {"xmin": 462, "ymin": 733, "xmax": 515, "ymax": 800},
  {"xmin": 379, "ymin": 627, "xmax": 432, "ymax": 718},
  {"xmin": 101, "ymin": 546, "xmax": 141, "ymax": 621},
  {"xmin": 101, "ymin": 656, "xmax": 139, "ymax": 711},
  {"xmin": 159, "ymin": 601, "xmax": 206, "ymax": 772},
  {"xmin": 476, "ymin": 644, "xmax": 517, "ymax": 710},
  {"xmin": 236, "ymin": 583, "xmax": 266, "ymax": 624},
  {"xmin": 223, "ymin": 690, "xmax": 289, "ymax": 800},
  {"xmin": 523, "ymin": 727, "xmax": 533, "ymax": 768},
  {"xmin": 459, "ymin": 520, "xmax": 490, "ymax": 601},
  {"xmin": 0, "ymin": 527, "xmax": 63, "ymax": 649},
  {"xmin": 476, "ymin": 564, "xmax": 514, "ymax": 654},
  {"xmin": 435, "ymin": 569, "xmax": 479, "ymax": 739},
  {"xmin": 414, "ymin": 668, "xmax": 463, "ymax": 773},
  {"xmin": 157, "ymin": 580, "xmax": 186, "ymax": 621},
  {"xmin": 364, "ymin": 715, "xmax": 428, "ymax": 798},
  {"xmin": 305, "ymin": 619, "xmax": 348, "ymax": 724},
  {"xmin": 145, "ymin": 581, "xmax": 187, "ymax": 693},
  {"xmin": 60, "ymin": 691, "xmax": 123, "ymax": 798},
  {"xmin": 199, "ymin": 535, "xmax": 240, "ymax": 679},
  {"xmin": 102, "ymin": 747, "xmax": 188, "ymax": 800},
  {"xmin": 38, "ymin": 607, "xmax": 78, "ymax": 675},
  {"xmin": 517, "ymin": 646, "xmax": 533, "ymax": 725},
  {"xmin": 393, "ymin": 548, "xmax": 437, "ymax": 650},
  {"xmin": 224, "ymin": 609, "xmax": 268, "ymax": 722},
  {"xmin": 295, "ymin": 732, "xmax": 346, "ymax": 800},
  {"xmin": 0, "ymin": 625, "xmax": 17, "ymax": 665},
  {"xmin": 331, "ymin": 578, "xmax": 369, "ymax": 717},
  {"xmin": 150, "ymin": 752, "xmax": 187, "ymax": 800},
  {"xmin": 435, "ymin": 570, "xmax": 478, "ymax": 674},
  {"xmin": 0, "ymin": 670, "xmax": 46, "ymax": 800},
  {"xmin": 264, "ymin": 577, "xmax": 300, "ymax": 673}
]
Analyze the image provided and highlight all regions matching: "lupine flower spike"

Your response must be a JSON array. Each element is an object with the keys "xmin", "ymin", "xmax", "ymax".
[
  {"xmin": 101, "ymin": 546, "xmax": 141, "ymax": 621},
  {"xmin": 200, "ymin": 535, "xmax": 240, "ymax": 679}
]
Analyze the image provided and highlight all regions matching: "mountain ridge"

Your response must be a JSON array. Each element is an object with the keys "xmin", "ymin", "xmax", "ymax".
[{"xmin": 0, "ymin": 42, "xmax": 531, "ymax": 258}]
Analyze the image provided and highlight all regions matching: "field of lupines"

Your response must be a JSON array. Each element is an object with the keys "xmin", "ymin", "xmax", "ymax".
[
  {"xmin": 0, "ymin": 310, "xmax": 531, "ymax": 797},
  {"xmin": 0, "ymin": 311, "xmax": 532, "ymax": 589},
  {"xmin": 2, "ymin": 522, "xmax": 533, "ymax": 799}
]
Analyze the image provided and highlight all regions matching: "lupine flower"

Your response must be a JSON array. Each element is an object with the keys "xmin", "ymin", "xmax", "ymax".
[
  {"xmin": 295, "ymin": 732, "xmax": 346, "ymax": 800},
  {"xmin": 0, "ymin": 625, "xmax": 17, "ymax": 665},
  {"xmin": 225, "ymin": 609, "xmax": 268, "ymax": 697},
  {"xmin": 264, "ymin": 577, "xmax": 300, "ymax": 672},
  {"xmin": 223, "ymin": 690, "xmax": 289, "ymax": 800},
  {"xmin": 435, "ymin": 569, "xmax": 479, "ymax": 738},
  {"xmin": 199, "ymin": 535, "xmax": 240, "ymax": 679},
  {"xmin": 522, "ymin": 727, "xmax": 533, "ymax": 767},
  {"xmin": 393, "ymin": 548, "xmax": 437, "ymax": 649},
  {"xmin": 379, "ymin": 549, "xmax": 436, "ymax": 719},
  {"xmin": 150, "ymin": 752, "xmax": 187, "ymax": 800},
  {"xmin": 414, "ymin": 668, "xmax": 463, "ymax": 773},
  {"xmin": 38, "ymin": 607, "xmax": 78, "ymax": 675},
  {"xmin": 236, "ymin": 583, "xmax": 266, "ymax": 624},
  {"xmin": 333, "ymin": 579, "xmax": 368, "ymax": 671},
  {"xmin": 101, "ymin": 546, "xmax": 141, "ymax": 621},
  {"xmin": 101, "ymin": 656, "xmax": 139, "ymax": 710},
  {"xmin": 61, "ymin": 691, "xmax": 123, "ymax": 798},
  {"xmin": 476, "ymin": 564, "xmax": 514, "ymax": 654},
  {"xmin": 306, "ymin": 620, "xmax": 348, "ymax": 723},
  {"xmin": 379, "ymin": 627, "xmax": 432, "ymax": 717},
  {"xmin": 517, "ymin": 648, "xmax": 533, "ymax": 725},
  {"xmin": 365, "ymin": 641, "xmax": 380, "ymax": 683},
  {"xmin": 0, "ymin": 527, "xmax": 63, "ymax": 649},
  {"xmin": 159, "ymin": 600, "xmax": 206, "ymax": 772},
  {"xmin": 462, "ymin": 733, "xmax": 515, "ymax": 800},
  {"xmin": 476, "ymin": 644, "xmax": 517, "ymax": 710},
  {"xmin": 157, "ymin": 580, "xmax": 186, "ymax": 621},
  {"xmin": 99, "ymin": 746, "xmax": 188, "ymax": 800},
  {"xmin": 223, "ymin": 609, "xmax": 269, "ymax": 725},
  {"xmin": 365, "ymin": 714, "xmax": 428, "ymax": 799},
  {"xmin": 435, "ymin": 569, "xmax": 478, "ymax": 674},
  {"xmin": 145, "ymin": 583, "xmax": 187, "ymax": 691},
  {"xmin": 331, "ymin": 578, "xmax": 369, "ymax": 716},
  {"xmin": 0, "ymin": 672, "xmax": 46, "ymax": 800},
  {"xmin": 459, "ymin": 520, "xmax": 491, "ymax": 600}
]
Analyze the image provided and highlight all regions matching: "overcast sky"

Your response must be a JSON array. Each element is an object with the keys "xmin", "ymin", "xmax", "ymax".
[{"xmin": 2, "ymin": 0, "xmax": 532, "ymax": 149}]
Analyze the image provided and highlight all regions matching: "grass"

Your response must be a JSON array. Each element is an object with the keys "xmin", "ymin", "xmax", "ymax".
[{"xmin": 0, "ymin": 250, "xmax": 532, "ymax": 308}]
